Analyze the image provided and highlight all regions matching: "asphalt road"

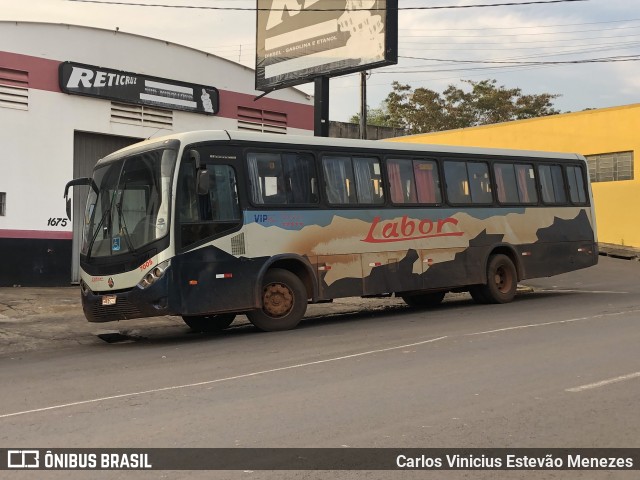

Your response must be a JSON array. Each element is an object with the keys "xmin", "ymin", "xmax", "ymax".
[{"xmin": 1, "ymin": 256, "xmax": 639, "ymax": 479}]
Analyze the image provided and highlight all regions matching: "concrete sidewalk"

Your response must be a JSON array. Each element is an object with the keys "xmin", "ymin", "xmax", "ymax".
[{"xmin": 0, "ymin": 286, "xmax": 411, "ymax": 356}]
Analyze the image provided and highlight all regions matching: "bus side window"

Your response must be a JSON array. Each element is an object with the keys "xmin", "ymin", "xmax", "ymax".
[
  {"xmin": 514, "ymin": 164, "xmax": 538, "ymax": 204},
  {"xmin": 387, "ymin": 158, "xmax": 441, "ymax": 205},
  {"xmin": 248, "ymin": 152, "xmax": 318, "ymax": 205},
  {"xmin": 282, "ymin": 152, "xmax": 318, "ymax": 204},
  {"xmin": 322, "ymin": 156, "xmax": 357, "ymax": 205},
  {"xmin": 177, "ymin": 160, "xmax": 199, "ymax": 222},
  {"xmin": 566, "ymin": 165, "xmax": 587, "ymax": 204},
  {"xmin": 539, "ymin": 164, "xmax": 567, "ymax": 204},
  {"xmin": 467, "ymin": 162, "xmax": 492, "ymax": 203},
  {"xmin": 444, "ymin": 161, "xmax": 471, "ymax": 204},
  {"xmin": 387, "ymin": 158, "xmax": 415, "ymax": 204},
  {"xmin": 353, "ymin": 157, "xmax": 384, "ymax": 204},
  {"xmin": 413, "ymin": 160, "xmax": 441, "ymax": 204}
]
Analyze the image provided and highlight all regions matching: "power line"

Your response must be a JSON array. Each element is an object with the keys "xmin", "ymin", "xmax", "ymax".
[
  {"xmin": 399, "ymin": 25, "xmax": 640, "ymax": 39},
  {"xmin": 400, "ymin": 32, "xmax": 640, "ymax": 45},
  {"xmin": 380, "ymin": 54, "xmax": 640, "ymax": 73},
  {"xmin": 397, "ymin": 18, "xmax": 640, "ymax": 32},
  {"xmin": 66, "ymin": 0, "xmax": 589, "ymax": 11}
]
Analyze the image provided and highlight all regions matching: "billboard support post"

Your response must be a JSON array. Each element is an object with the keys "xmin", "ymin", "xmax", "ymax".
[
  {"xmin": 360, "ymin": 71, "xmax": 367, "ymax": 140},
  {"xmin": 314, "ymin": 76, "xmax": 329, "ymax": 137}
]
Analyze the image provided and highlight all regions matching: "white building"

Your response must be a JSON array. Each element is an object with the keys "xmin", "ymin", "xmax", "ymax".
[{"xmin": 0, "ymin": 22, "xmax": 314, "ymax": 286}]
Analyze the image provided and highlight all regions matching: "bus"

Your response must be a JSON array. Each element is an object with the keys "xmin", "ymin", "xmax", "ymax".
[{"xmin": 64, "ymin": 130, "xmax": 598, "ymax": 332}]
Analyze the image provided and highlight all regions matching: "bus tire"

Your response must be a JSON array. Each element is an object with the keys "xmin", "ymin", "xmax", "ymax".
[
  {"xmin": 182, "ymin": 313, "xmax": 236, "ymax": 332},
  {"xmin": 247, "ymin": 268, "xmax": 308, "ymax": 332},
  {"xmin": 478, "ymin": 254, "xmax": 517, "ymax": 304},
  {"xmin": 401, "ymin": 291, "xmax": 446, "ymax": 308}
]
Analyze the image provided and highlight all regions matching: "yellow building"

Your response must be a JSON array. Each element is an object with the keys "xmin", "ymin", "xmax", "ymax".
[{"xmin": 388, "ymin": 103, "xmax": 640, "ymax": 250}]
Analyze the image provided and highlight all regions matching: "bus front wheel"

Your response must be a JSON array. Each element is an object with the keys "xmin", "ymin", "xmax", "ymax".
[
  {"xmin": 247, "ymin": 268, "xmax": 308, "ymax": 332},
  {"xmin": 182, "ymin": 313, "xmax": 236, "ymax": 332},
  {"xmin": 476, "ymin": 254, "xmax": 517, "ymax": 304}
]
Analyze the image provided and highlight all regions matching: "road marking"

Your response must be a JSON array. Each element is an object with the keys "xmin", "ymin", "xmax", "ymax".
[
  {"xmin": 566, "ymin": 372, "xmax": 640, "ymax": 393},
  {"xmin": 0, "ymin": 336, "xmax": 447, "ymax": 420},
  {"xmin": 465, "ymin": 309, "xmax": 640, "ymax": 337},
  {"xmin": 536, "ymin": 289, "xmax": 629, "ymax": 294}
]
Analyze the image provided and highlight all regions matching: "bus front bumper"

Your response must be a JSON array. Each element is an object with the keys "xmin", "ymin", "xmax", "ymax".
[{"xmin": 81, "ymin": 274, "xmax": 175, "ymax": 323}]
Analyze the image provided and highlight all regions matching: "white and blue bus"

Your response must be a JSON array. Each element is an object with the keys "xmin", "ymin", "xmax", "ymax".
[{"xmin": 64, "ymin": 130, "xmax": 598, "ymax": 331}]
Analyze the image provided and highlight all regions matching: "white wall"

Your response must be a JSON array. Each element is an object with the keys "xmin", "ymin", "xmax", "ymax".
[{"xmin": 0, "ymin": 22, "xmax": 313, "ymax": 236}]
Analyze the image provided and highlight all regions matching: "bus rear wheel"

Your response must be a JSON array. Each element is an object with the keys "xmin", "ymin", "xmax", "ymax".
[
  {"xmin": 182, "ymin": 313, "xmax": 236, "ymax": 332},
  {"xmin": 476, "ymin": 254, "xmax": 517, "ymax": 304},
  {"xmin": 247, "ymin": 268, "xmax": 308, "ymax": 332},
  {"xmin": 401, "ymin": 291, "xmax": 446, "ymax": 308}
]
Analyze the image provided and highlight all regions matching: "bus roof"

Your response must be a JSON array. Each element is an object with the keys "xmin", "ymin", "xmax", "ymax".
[{"xmin": 97, "ymin": 129, "xmax": 584, "ymax": 166}]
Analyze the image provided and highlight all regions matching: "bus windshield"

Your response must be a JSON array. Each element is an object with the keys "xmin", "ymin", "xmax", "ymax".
[{"xmin": 81, "ymin": 148, "xmax": 176, "ymax": 259}]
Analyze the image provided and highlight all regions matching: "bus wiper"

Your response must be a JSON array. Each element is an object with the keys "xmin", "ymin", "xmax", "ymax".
[
  {"xmin": 115, "ymin": 192, "xmax": 136, "ymax": 255},
  {"xmin": 86, "ymin": 198, "xmax": 113, "ymax": 261}
]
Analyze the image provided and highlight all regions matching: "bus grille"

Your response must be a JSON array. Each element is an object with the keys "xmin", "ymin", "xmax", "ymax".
[
  {"xmin": 90, "ymin": 298, "xmax": 143, "ymax": 321},
  {"xmin": 231, "ymin": 233, "xmax": 246, "ymax": 255}
]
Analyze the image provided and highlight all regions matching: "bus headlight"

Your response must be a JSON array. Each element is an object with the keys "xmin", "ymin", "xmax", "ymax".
[
  {"xmin": 137, "ymin": 260, "xmax": 170, "ymax": 289},
  {"xmin": 80, "ymin": 279, "xmax": 91, "ymax": 295}
]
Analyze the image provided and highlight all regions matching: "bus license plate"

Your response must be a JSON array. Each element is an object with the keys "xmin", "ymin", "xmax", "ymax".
[{"xmin": 102, "ymin": 295, "xmax": 117, "ymax": 306}]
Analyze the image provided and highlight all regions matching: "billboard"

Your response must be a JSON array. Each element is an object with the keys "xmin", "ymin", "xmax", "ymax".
[
  {"xmin": 59, "ymin": 62, "xmax": 219, "ymax": 115},
  {"xmin": 256, "ymin": 0, "xmax": 397, "ymax": 92}
]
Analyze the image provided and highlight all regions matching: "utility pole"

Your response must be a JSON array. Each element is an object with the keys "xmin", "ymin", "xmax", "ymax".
[
  {"xmin": 314, "ymin": 76, "xmax": 329, "ymax": 137},
  {"xmin": 359, "ymin": 71, "xmax": 367, "ymax": 140}
]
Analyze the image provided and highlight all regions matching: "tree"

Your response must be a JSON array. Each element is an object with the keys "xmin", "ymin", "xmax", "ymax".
[
  {"xmin": 349, "ymin": 105, "xmax": 395, "ymax": 127},
  {"xmin": 369, "ymin": 79, "xmax": 561, "ymax": 134}
]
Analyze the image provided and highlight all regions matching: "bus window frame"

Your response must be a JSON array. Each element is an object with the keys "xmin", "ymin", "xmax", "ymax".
[
  {"xmin": 492, "ymin": 160, "xmax": 540, "ymax": 207},
  {"xmin": 175, "ymin": 145, "xmax": 244, "ymax": 253},
  {"xmin": 320, "ymin": 151, "xmax": 386, "ymax": 208},
  {"xmin": 443, "ymin": 158, "xmax": 495, "ymax": 207},
  {"xmin": 385, "ymin": 155, "xmax": 443, "ymax": 207},
  {"xmin": 537, "ymin": 162, "xmax": 570, "ymax": 206},
  {"xmin": 245, "ymin": 147, "xmax": 321, "ymax": 209},
  {"xmin": 565, "ymin": 163, "xmax": 590, "ymax": 206}
]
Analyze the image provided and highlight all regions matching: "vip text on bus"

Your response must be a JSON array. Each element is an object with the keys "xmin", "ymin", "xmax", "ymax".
[{"xmin": 64, "ymin": 130, "xmax": 598, "ymax": 332}]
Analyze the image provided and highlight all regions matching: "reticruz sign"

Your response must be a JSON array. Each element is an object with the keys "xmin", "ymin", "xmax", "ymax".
[{"xmin": 59, "ymin": 62, "xmax": 219, "ymax": 115}]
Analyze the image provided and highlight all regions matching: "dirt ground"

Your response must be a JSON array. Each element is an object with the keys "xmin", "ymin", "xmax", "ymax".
[{"xmin": 0, "ymin": 286, "xmax": 412, "ymax": 356}]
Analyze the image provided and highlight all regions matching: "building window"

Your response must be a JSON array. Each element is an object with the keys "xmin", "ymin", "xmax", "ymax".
[
  {"xmin": 586, "ymin": 151, "xmax": 634, "ymax": 182},
  {"xmin": 0, "ymin": 192, "xmax": 6, "ymax": 216}
]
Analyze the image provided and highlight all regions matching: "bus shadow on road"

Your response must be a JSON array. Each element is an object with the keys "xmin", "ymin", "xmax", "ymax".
[{"xmin": 95, "ymin": 289, "xmax": 582, "ymax": 346}]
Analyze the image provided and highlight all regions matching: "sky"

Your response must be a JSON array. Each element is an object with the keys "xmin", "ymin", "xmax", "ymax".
[{"xmin": 1, "ymin": 0, "xmax": 639, "ymax": 122}]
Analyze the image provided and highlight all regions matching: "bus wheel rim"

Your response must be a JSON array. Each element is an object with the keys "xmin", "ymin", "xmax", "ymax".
[
  {"xmin": 263, "ymin": 283, "xmax": 293, "ymax": 317},
  {"xmin": 495, "ymin": 266, "xmax": 512, "ymax": 292}
]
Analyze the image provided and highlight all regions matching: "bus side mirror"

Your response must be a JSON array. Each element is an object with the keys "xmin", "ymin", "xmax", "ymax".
[
  {"xmin": 189, "ymin": 149, "xmax": 209, "ymax": 195},
  {"xmin": 196, "ymin": 169, "xmax": 210, "ymax": 195},
  {"xmin": 63, "ymin": 177, "xmax": 97, "ymax": 220}
]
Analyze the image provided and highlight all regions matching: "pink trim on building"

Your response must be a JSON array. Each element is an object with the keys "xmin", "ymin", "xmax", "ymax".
[
  {"xmin": 0, "ymin": 230, "xmax": 73, "ymax": 240},
  {"xmin": 0, "ymin": 51, "xmax": 314, "ymax": 130}
]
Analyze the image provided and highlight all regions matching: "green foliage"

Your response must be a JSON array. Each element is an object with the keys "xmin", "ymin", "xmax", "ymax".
[
  {"xmin": 373, "ymin": 79, "xmax": 561, "ymax": 134},
  {"xmin": 349, "ymin": 106, "xmax": 396, "ymax": 127}
]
